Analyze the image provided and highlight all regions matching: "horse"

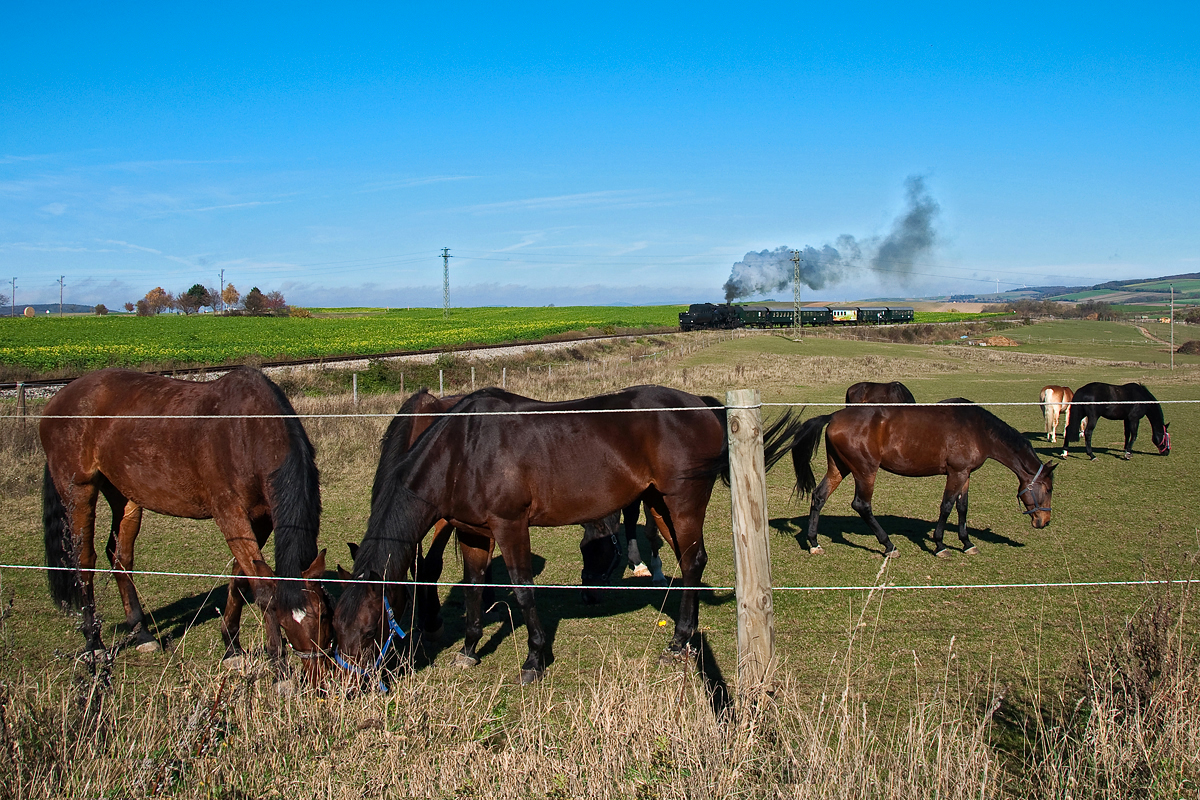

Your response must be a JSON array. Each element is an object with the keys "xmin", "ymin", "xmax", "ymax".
[
  {"xmin": 333, "ymin": 385, "xmax": 799, "ymax": 684},
  {"xmin": 1039, "ymin": 385, "xmax": 1078, "ymax": 443},
  {"xmin": 40, "ymin": 368, "xmax": 332, "ymax": 681},
  {"xmin": 789, "ymin": 404, "xmax": 1055, "ymax": 558},
  {"xmin": 1062, "ymin": 382, "xmax": 1171, "ymax": 460},
  {"xmin": 845, "ymin": 381, "xmax": 916, "ymax": 405}
]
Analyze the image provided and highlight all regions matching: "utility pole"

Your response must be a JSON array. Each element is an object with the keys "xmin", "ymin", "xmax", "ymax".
[
  {"xmin": 1171, "ymin": 284, "xmax": 1175, "ymax": 371},
  {"xmin": 58, "ymin": 275, "xmax": 65, "ymax": 316},
  {"xmin": 441, "ymin": 247, "xmax": 452, "ymax": 319},
  {"xmin": 219, "ymin": 268, "xmax": 225, "ymax": 313},
  {"xmin": 10, "ymin": 278, "xmax": 15, "ymax": 318},
  {"xmin": 790, "ymin": 250, "xmax": 802, "ymax": 339}
]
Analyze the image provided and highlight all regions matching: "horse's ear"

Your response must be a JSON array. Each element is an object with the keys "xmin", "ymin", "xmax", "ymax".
[
  {"xmin": 1165, "ymin": 422, "xmax": 1170, "ymax": 431},
  {"xmin": 347, "ymin": 542, "xmax": 359, "ymax": 560},
  {"xmin": 337, "ymin": 564, "xmax": 352, "ymax": 582},
  {"xmin": 1044, "ymin": 460, "xmax": 1058, "ymax": 472},
  {"xmin": 303, "ymin": 549, "xmax": 327, "ymax": 580}
]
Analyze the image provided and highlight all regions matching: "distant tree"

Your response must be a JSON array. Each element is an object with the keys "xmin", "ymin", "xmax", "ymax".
[
  {"xmin": 178, "ymin": 284, "xmax": 209, "ymax": 315},
  {"xmin": 221, "ymin": 283, "xmax": 240, "ymax": 312},
  {"xmin": 264, "ymin": 290, "xmax": 287, "ymax": 313},
  {"xmin": 0, "ymin": 291, "xmax": 8, "ymax": 311},
  {"xmin": 136, "ymin": 299, "xmax": 152, "ymax": 316},
  {"xmin": 124, "ymin": 302, "xmax": 135, "ymax": 312},
  {"xmin": 243, "ymin": 286, "xmax": 266, "ymax": 314},
  {"xmin": 144, "ymin": 286, "xmax": 174, "ymax": 314},
  {"xmin": 204, "ymin": 286, "xmax": 219, "ymax": 312},
  {"xmin": 1185, "ymin": 307, "xmax": 1200, "ymax": 325},
  {"xmin": 94, "ymin": 304, "xmax": 108, "ymax": 316}
]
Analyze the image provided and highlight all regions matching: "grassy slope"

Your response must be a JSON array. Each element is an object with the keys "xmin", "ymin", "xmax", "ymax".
[{"xmin": 1, "ymin": 325, "xmax": 1197, "ymax": 707}]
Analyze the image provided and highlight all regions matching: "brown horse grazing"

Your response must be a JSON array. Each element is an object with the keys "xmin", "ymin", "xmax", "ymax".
[
  {"xmin": 790, "ymin": 404, "xmax": 1055, "ymax": 558},
  {"xmin": 1039, "ymin": 385, "xmax": 1077, "ymax": 443},
  {"xmin": 334, "ymin": 385, "xmax": 800, "ymax": 684},
  {"xmin": 845, "ymin": 381, "xmax": 916, "ymax": 405},
  {"xmin": 40, "ymin": 368, "xmax": 332, "ymax": 680}
]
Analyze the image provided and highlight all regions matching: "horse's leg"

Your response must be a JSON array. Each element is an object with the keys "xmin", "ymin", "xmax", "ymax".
[
  {"xmin": 415, "ymin": 519, "xmax": 453, "ymax": 637},
  {"xmin": 1123, "ymin": 417, "xmax": 1140, "ymax": 459},
  {"xmin": 956, "ymin": 479, "xmax": 977, "ymax": 554},
  {"xmin": 1084, "ymin": 414, "xmax": 1098, "ymax": 460},
  {"xmin": 63, "ymin": 480, "xmax": 104, "ymax": 654},
  {"xmin": 933, "ymin": 472, "xmax": 969, "ymax": 558},
  {"xmin": 214, "ymin": 512, "xmax": 285, "ymax": 673},
  {"xmin": 623, "ymin": 500, "xmax": 648, "ymax": 574},
  {"xmin": 644, "ymin": 501, "xmax": 666, "ymax": 586},
  {"xmin": 220, "ymin": 563, "xmax": 253, "ymax": 667},
  {"xmin": 649, "ymin": 497, "xmax": 707, "ymax": 656},
  {"xmin": 99, "ymin": 483, "xmax": 156, "ymax": 651},
  {"xmin": 454, "ymin": 530, "xmax": 493, "ymax": 669},
  {"xmin": 849, "ymin": 471, "xmax": 897, "ymax": 557},
  {"xmin": 807, "ymin": 464, "xmax": 845, "ymax": 555},
  {"xmin": 491, "ymin": 520, "xmax": 546, "ymax": 684}
]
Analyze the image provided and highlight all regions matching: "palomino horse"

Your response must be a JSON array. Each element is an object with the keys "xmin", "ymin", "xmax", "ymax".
[
  {"xmin": 790, "ymin": 404, "xmax": 1055, "ymax": 557},
  {"xmin": 40, "ymin": 368, "xmax": 332, "ymax": 680},
  {"xmin": 845, "ymin": 381, "xmax": 916, "ymax": 405},
  {"xmin": 1039, "ymin": 385, "xmax": 1079, "ymax": 443},
  {"xmin": 1062, "ymin": 382, "xmax": 1171, "ymax": 460},
  {"xmin": 333, "ymin": 385, "xmax": 798, "ymax": 684}
]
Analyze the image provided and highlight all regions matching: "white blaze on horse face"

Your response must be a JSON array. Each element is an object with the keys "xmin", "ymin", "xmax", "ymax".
[{"xmin": 292, "ymin": 608, "xmax": 308, "ymax": 624}]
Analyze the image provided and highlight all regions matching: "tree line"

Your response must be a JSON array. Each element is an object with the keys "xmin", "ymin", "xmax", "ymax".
[{"xmin": 125, "ymin": 284, "xmax": 291, "ymax": 316}]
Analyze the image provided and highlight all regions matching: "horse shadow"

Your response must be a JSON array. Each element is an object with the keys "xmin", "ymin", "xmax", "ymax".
[{"xmin": 770, "ymin": 513, "xmax": 1024, "ymax": 557}]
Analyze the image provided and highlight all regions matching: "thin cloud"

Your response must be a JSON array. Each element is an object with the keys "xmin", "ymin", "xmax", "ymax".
[
  {"xmin": 458, "ymin": 190, "xmax": 686, "ymax": 215},
  {"xmin": 356, "ymin": 175, "xmax": 478, "ymax": 193},
  {"xmin": 102, "ymin": 239, "xmax": 163, "ymax": 255}
]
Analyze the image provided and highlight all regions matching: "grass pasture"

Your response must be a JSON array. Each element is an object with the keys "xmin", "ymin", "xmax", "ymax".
[{"xmin": 1, "ymin": 323, "xmax": 1198, "ymax": 797}]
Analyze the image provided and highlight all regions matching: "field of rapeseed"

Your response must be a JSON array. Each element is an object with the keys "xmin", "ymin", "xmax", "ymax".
[{"xmin": 0, "ymin": 306, "xmax": 683, "ymax": 374}]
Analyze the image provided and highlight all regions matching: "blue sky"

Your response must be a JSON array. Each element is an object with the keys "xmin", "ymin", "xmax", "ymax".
[{"xmin": 1, "ymin": 4, "xmax": 1197, "ymax": 308}]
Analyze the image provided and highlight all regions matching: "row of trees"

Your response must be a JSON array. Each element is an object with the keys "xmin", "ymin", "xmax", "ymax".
[
  {"xmin": 983, "ymin": 298, "xmax": 1127, "ymax": 321},
  {"xmin": 126, "ymin": 284, "xmax": 288, "ymax": 316}
]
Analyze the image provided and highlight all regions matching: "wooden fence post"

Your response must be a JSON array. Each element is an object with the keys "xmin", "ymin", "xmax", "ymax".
[
  {"xmin": 439, "ymin": 369, "xmax": 444, "ymax": 398},
  {"xmin": 16, "ymin": 382, "xmax": 26, "ymax": 419},
  {"xmin": 352, "ymin": 373, "xmax": 358, "ymax": 406},
  {"xmin": 471, "ymin": 366, "xmax": 475, "ymax": 391},
  {"xmin": 725, "ymin": 388, "xmax": 775, "ymax": 698}
]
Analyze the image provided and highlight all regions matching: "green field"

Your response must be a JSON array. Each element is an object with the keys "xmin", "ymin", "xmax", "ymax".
[
  {"xmin": 0, "ymin": 306, "xmax": 683, "ymax": 374},
  {"xmin": 1, "ymin": 323, "xmax": 1198, "ymax": 795}
]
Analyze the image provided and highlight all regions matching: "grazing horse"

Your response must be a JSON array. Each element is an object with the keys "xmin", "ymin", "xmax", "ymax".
[
  {"xmin": 40, "ymin": 368, "xmax": 332, "ymax": 680},
  {"xmin": 333, "ymin": 385, "xmax": 798, "ymax": 684},
  {"xmin": 790, "ymin": 404, "xmax": 1055, "ymax": 557},
  {"xmin": 1039, "ymin": 385, "xmax": 1077, "ymax": 443},
  {"xmin": 845, "ymin": 381, "xmax": 916, "ymax": 405},
  {"xmin": 1062, "ymin": 382, "xmax": 1171, "ymax": 460}
]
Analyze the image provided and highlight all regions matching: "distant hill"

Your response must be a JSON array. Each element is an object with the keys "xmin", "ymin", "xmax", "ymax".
[
  {"xmin": 0, "ymin": 303, "xmax": 106, "ymax": 317},
  {"xmin": 920, "ymin": 272, "xmax": 1200, "ymax": 306}
]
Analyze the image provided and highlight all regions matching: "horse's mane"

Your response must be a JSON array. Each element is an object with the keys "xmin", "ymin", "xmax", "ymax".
[
  {"xmin": 973, "ymin": 405, "xmax": 1036, "ymax": 462},
  {"xmin": 372, "ymin": 390, "xmax": 434, "ymax": 504},
  {"xmin": 261, "ymin": 374, "xmax": 321, "ymax": 611},
  {"xmin": 355, "ymin": 472, "xmax": 437, "ymax": 582}
]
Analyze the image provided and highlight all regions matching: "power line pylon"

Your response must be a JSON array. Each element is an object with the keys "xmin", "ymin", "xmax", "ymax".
[
  {"xmin": 441, "ymin": 247, "xmax": 452, "ymax": 319},
  {"xmin": 790, "ymin": 250, "xmax": 802, "ymax": 340}
]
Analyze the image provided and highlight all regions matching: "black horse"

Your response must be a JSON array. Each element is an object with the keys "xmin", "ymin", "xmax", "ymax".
[{"xmin": 1062, "ymin": 382, "xmax": 1171, "ymax": 461}]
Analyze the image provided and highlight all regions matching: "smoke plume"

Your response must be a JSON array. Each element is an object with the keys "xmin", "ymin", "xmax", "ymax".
[{"xmin": 722, "ymin": 176, "xmax": 940, "ymax": 301}]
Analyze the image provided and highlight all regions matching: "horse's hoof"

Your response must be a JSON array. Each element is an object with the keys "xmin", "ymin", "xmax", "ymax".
[
  {"xmin": 519, "ymin": 668, "xmax": 541, "ymax": 685},
  {"xmin": 658, "ymin": 646, "xmax": 696, "ymax": 666},
  {"xmin": 135, "ymin": 639, "xmax": 161, "ymax": 653},
  {"xmin": 452, "ymin": 653, "xmax": 480, "ymax": 669},
  {"xmin": 885, "ymin": 548, "xmax": 900, "ymax": 559},
  {"xmin": 935, "ymin": 548, "xmax": 951, "ymax": 559},
  {"xmin": 630, "ymin": 563, "xmax": 652, "ymax": 579},
  {"xmin": 1089, "ymin": 455, "xmax": 1097, "ymax": 461},
  {"xmin": 964, "ymin": 546, "xmax": 980, "ymax": 555},
  {"xmin": 810, "ymin": 545, "xmax": 824, "ymax": 555},
  {"xmin": 274, "ymin": 679, "xmax": 297, "ymax": 697},
  {"xmin": 1122, "ymin": 452, "xmax": 1132, "ymax": 460},
  {"xmin": 652, "ymin": 576, "xmax": 669, "ymax": 587},
  {"xmin": 1059, "ymin": 452, "xmax": 1068, "ymax": 460},
  {"xmin": 222, "ymin": 655, "xmax": 246, "ymax": 672}
]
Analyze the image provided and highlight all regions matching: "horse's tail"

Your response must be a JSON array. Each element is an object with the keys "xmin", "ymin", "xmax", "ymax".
[
  {"xmin": 1039, "ymin": 388, "xmax": 1053, "ymax": 433},
  {"xmin": 791, "ymin": 414, "xmax": 833, "ymax": 498},
  {"xmin": 265, "ymin": 381, "xmax": 321, "ymax": 610},
  {"xmin": 43, "ymin": 464, "xmax": 83, "ymax": 610},
  {"xmin": 763, "ymin": 408, "xmax": 807, "ymax": 473}
]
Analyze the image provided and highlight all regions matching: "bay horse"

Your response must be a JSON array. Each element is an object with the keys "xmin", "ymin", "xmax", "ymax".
[
  {"xmin": 790, "ymin": 404, "xmax": 1055, "ymax": 557},
  {"xmin": 333, "ymin": 385, "xmax": 798, "ymax": 684},
  {"xmin": 1039, "ymin": 385, "xmax": 1077, "ymax": 443},
  {"xmin": 40, "ymin": 368, "xmax": 332, "ymax": 680},
  {"xmin": 845, "ymin": 381, "xmax": 916, "ymax": 405},
  {"xmin": 1062, "ymin": 382, "xmax": 1170, "ymax": 460}
]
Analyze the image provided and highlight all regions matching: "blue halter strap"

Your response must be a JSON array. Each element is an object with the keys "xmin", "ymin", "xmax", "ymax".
[
  {"xmin": 1017, "ymin": 461, "xmax": 1051, "ymax": 515},
  {"xmin": 333, "ymin": 594, "xmax": 406, "ymax": 692}
]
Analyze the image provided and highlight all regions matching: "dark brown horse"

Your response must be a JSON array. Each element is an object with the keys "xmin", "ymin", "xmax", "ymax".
[
  {"xmin": 845, "ymin": 381, "xmax": 916, "ymax": 405},
  {"xmin": 790, "ymin": 404, "xmax": 1055, "ymax": 557},
  {"xmin": 40, "ymin": 368, "xmax": 332, "ymax": 680},
  {"xmin": 334, "ymin": 385, "xmax": 799, "ymax": 684},
  {"xmin": 1062, "ymin": 382, "xmax": 1170, "ymax": 460}
]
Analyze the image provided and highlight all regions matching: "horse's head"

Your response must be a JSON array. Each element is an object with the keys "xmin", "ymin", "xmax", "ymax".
[
  {"xmin": 331, "ymin": 567, "xmax": 407, "ymax": 690},
  {"xmin": 268, "ymin": 550, "xmax": 334, "ymax": 683},
  {"xmin": 1154, "ymin": 422, "xmax": 1171, "ymax": 455},
  {"xmin": 1018, "ymin": 460, "xmax": 1056, "ymax": 529}
]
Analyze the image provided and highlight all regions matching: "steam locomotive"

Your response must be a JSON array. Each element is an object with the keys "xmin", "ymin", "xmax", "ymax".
[{"xmin": 678, "ymin": 303, "xmax": 914, "ymax": 331}]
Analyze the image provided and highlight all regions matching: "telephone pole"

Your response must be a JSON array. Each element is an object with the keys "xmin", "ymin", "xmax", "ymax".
[
  {"xmin": 219, "ymin": 268, "xmax": 225, "ymax": 313},
  {"xmin": 1170, "ymin": 284, "xmax": 1175, "ymax": 370},
  {"xmin": 790, "ymin": 250, "xmax": 802, "ymax": 339},
  {"xmin": 10, "ymin": 278, "xmax": 15, "ymax": 318},
  {"xmin": 441, "ymin": 247, "xmax": 452, "ymax": 319},
  {"xmin": 58, "ymin": 275, "xmax": 65, "ymax": 316}
]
